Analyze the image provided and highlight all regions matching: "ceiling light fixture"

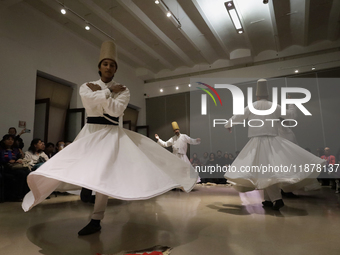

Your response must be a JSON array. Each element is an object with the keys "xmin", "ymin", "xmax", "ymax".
[
  {"xmin": 188, "ymin": 84, "xmax": 191, "ymax": 87},
  {"xmin": 54, "ymin": 0, "xmax": 115, "ymax": 41},
  {"xmin": 160, "ymin": 89, "xmax": 163, "ymax": 92},
  {"xmin": 312, "ymin": 67, "xmax": 316, "ymax": 70},
  {"xmin": 61, "ymin": 8, "xmax": 66, "ymax": 14},
  {"xmin": 176, "ymin": 86, "xmax": 179, "ymax": 90},
  {"xmin": 295, "ymin": 70, "xmax": 299, "ymax": 73},
  {"xmin": 156, "ymin": 0, "xmax": 182, "ymax": 28},
  {"xmin": 155, "ymin": 0, "xmax": 160, "ymax": 4},
  {"xmin": 224, "ymin": 1, "xmax": 244, "ymax": 34}
]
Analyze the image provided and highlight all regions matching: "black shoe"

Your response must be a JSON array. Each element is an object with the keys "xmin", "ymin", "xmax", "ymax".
[
  {"xmin": 272, "ymin": 199, "xmax": 284, "ymax": 211},
  {"xmin": 80, "ymin": 188, "xmax": 93, "ymax": 203},
  {"xmin": 78, "ymin": 220, "xmax": 101, "ymax": 236},
  {"xmin": 262, "ymin": 200, "xmax": 273, "ymax": 207}
]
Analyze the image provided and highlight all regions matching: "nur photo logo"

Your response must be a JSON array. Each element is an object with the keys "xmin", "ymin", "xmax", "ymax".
[{"xmin": 196, "ymin": 81, "xmax": 312, "ymax": 128}]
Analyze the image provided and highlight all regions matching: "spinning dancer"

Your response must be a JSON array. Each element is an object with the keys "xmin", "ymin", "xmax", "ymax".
[
  {"xmin": 224, "ymin": 79, "xmax": 325, "ymax": 210},
  {"xmin": 155, "ymin": 122, "xmax": 201, "ymax": 165},
  {"xmin": 22, "ymin": 41, "xmax": 198, "ymax": 235}
]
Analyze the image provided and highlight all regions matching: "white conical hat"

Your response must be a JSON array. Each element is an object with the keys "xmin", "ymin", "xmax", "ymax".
[
  {"xmin": 256, "ymin": 79, "xmax": 268, "ymax": 97},
  {"xmin": 172, "ymin": 121, "xmax": 180, "ymax": 130},
  {"xmin": 99, "ymin": 41, "xmax": 117, "ymax": 65}
]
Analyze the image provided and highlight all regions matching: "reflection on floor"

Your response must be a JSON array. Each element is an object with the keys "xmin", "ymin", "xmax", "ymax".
[{"xmin": 1, "ymin": 185, "xmax": 340, "ymax": 255}]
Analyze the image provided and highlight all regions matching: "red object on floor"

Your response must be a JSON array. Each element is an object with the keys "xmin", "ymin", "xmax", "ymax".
[{"xmin": 126, "ymin": 251, "xmax": 163, "ymax": 255}]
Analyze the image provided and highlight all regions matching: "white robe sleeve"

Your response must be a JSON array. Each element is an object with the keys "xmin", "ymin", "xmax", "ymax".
[
  {"xmin": 80, "ymin": 84, "xmax": 130, "ymax": 117},
  {"xmin": 224, "ymin": 106, "xmax": 250, "ymax": 129},
  {"xmin": 157, "ymin": 137, "xmax": 174, "ymax": 148},
  {"xmin": 79, "ymin": 84, "xmax": 111, "ymax": 106},
  {"xmin": 183, "ymin": 134, "xmax": 200, "ymax": 145},
  {"xmin": 102, "ymin": 89, "xmax": 130, "ymax": 117}
]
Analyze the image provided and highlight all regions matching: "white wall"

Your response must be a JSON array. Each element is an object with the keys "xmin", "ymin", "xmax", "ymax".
[{"xmin": 0, "ymin": 2, "xmax": 145, "ymax": 150}]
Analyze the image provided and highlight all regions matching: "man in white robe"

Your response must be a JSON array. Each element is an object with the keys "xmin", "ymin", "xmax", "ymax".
[
  {"xmin": 155, "ymin": 122, "xmax": 201, "ymax": 166},
  {"xmin": 22, "ymin": 41, "xmax": 198, "ymax": 236},
  {"xmin": 77, "ymin": 41, "xmax": 129, "ymax": 235},
  {"xmin": 224, "ymin": 79, "xmax": 325, "ymax": 210}
]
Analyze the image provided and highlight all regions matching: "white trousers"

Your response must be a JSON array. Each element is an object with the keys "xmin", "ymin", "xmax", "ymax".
[
  {"xmin": 263, "ymin": 184, "xmax": 282, "ymax": 202},
  {"xmin": 91, "ymin": 193, "xmax": 109, "ymax": 220}
]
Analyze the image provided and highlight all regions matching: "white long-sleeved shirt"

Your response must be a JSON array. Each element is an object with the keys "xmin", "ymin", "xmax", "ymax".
[
  {"xmin": 79, "ymin": 79, "xmax": 130, "ymax": 125},
  {"xmin": 24, "ymin": 151, "xmax": 49, "ymax": 167},
  {"xmin": 157, "ymin": 134, "xmax": 200, "ymax": 155},
  {"xmin": 225, "ymin": 100, "xmax": 297, "ymax": 138}
]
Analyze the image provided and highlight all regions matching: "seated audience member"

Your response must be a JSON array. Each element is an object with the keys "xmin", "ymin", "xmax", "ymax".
[
  {"xmin": 221, "ymin": 152, "xmax": 232, "ymax": 167},
  {"xmin": 214, "ymin": 151, "xmax": 228, "ymax": 184},
  {"xmin": 44, "ymin": 142, "xmax": 55, "ymax": 158},
  {"xmin": 25, "ymin": 138, "xmax": 49, "ymax": 171},
  {"xmin": 206, "ymin": 153, "xmax": 216, "ymax": 166},
  {"xmin": 320, "ymin": 147, "xmax": 337, "ymax": 189},
  {"xmin": 318, "ymin": 147, "xmax": 335, "ymax": 188},
  {"xmin": 0, "ymin": 134, "xmax": 30, "ymax": 201},
  {"xmin": 8, "ymin": 127, "xmax": 26, "ymax": 150},
  {"xmin": 202, "ymin": 153, "xmax": 217, "ymax": 184},
  {"xmin": 215, "ymin": 150, "xmax": 224, "ymax": 166},
  {"xmin": 55, "ymin": 141, "xmax": 65, "ymax": 155},
  {"xmin": 190, "ymin": 153, "xmax": 201, "ymax": 167},
  {"xmin": 199, "ymin": 152, "xmax": 209, "ymax": 166},
  {"xmin": 228, "ymin": 153, "xmax": 235, "ymax": 164}
]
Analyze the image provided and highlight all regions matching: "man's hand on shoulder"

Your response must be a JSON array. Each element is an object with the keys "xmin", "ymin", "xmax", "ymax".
[
  {"xmin": 108, "ymin": 83, "xmax": 126, "ymax": 94},
  {"xmin": 87, "ymin": 83, "xmax": 102, "ymax": 92}
]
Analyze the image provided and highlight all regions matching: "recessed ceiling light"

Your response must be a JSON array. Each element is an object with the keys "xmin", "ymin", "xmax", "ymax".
[
  {"xmin": 155, "ymin": 0, "xmax": 159, "ymax": 4},
  {"xmin": 188, "ymin": 84, "xmax": 191, "ymax": 87},
  {"xmin": 61, "ymin": 8, "xmax": 66, "ymax": 15},
  {"xmin": 176, "ymin": 86, "xmax": 179, "ymax": 90},
  {"xmin": 295, "ymin": 70, "xmax": 299, "ymax": 73},
  {"xmin": 85, "ymin": 25, "xmax": 90, "ymax": 30},
  {"xmin": 166, "ymin": 11, "xmax": 171, "ymax": 17},
  {"xmin": 160, "ymin": 89, "xmax": 163, "ymax": 92},
  {"xmin": 312, "ymin": 67, "xmax": 316, "ymax": 70}
]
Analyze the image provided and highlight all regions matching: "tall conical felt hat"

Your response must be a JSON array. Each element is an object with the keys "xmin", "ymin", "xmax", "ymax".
[
  {"xmin": 256, "ymin": 79, "xmax": 268, "ymax": 97},
  {"xmin": 99, "ymin": 41, "xmax": 117, "ymax": 65},
  {"xmin": 172, "ymin": 121, "xmax": 180, "ymax": 130}
]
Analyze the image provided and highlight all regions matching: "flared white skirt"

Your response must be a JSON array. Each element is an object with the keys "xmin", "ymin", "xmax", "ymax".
[
  {"xmin": 22, "ymin": 125, "xmax": 198, "ymax": 211},
  {"xmin": 224, "ymin": 136, "xmax": 325, "ymax": 191}
]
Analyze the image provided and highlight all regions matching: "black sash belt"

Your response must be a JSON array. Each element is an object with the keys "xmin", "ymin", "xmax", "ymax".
[{"xmin": 87, "ymin": 114, "xmax": 119, "ymax": 125}]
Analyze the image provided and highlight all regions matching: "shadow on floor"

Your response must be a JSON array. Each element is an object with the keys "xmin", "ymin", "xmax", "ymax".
[{"xmin": 207, "ymin": 202, "xmax": 308, "ymax": 217}]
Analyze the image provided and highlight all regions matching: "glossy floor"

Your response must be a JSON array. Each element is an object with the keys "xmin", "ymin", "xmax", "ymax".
[{"xmin": 1, "ymin": 185, "xmax": 339, "ymax": 255}]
